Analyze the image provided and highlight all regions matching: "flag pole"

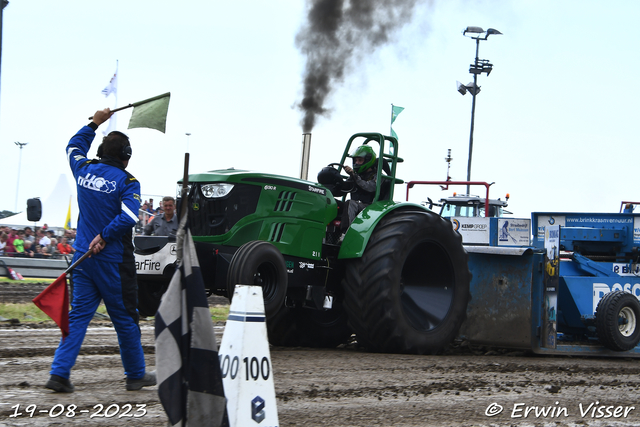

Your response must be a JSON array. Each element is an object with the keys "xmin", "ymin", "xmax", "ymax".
[
  {"xmin": 88, "ymin": 103, "xmax": 132, "ymax": 120},
  {"xmin": 174, "ymin": 152, "xmax": 190, "ymax": 263},
  {"xmin": 88, "ymin": 92, "xmax": 171, "ymax": 119},
  {"xmin": 111, "ymin": 60, "xmax": 119, "ymax": 132},
  {"xmin": 114, "ymin": 60, "xmax": 119, "ymax": 111},
  {"xmin": 179, "ymin": 153, "xmax": 190, "ymax": 220},
  {"xmin": 132, "ymin": 92, "xmax": 171, "ymax": 107},
  {"xmin": 64, "ymin": 238, "xmax": 108, "ymax": 274},
  {"xmin": 64, "ymin": 250, "xmax": 92, "ymax": 275},
  {"xmin": 33, "ymin": 245, "xmax": 95, "ymax": 338}
]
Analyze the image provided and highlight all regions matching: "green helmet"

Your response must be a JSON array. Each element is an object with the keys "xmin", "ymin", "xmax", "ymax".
[{"xmin": 349, "ymin": 145, "xmax": 376, "ymax": 174}]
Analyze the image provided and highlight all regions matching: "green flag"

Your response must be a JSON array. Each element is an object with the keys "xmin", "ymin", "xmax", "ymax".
[
  {"xmin": 391, "ymin": 105, "xmax": 404, "ymax": 124},
  {"xmin": 390, "ymin": 104, "xmax": 404, "ymax": 140},
  {"xmin": 128, "ymin": 92, "xmax": 171, "ymax": 133}
]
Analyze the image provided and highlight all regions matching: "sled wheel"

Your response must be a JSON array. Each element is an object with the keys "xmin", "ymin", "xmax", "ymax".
[
  {"xmin": 227, "ymin": 241, "xmax": 287, "ymax": 319},
  {"xmin": 137, "ymin": 278, "xmax": 170, "ymax": 318},
  {"xmin": 596, "ymin": 290, "xmax": 640, "ymax": 351},
  {"xmin": 343, "ymin": 210, "xmax": 471, "ymax": 354}
]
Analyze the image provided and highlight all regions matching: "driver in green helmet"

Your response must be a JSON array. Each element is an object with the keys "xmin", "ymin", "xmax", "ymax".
[{"xmin": 342, "ymin": 145, "xmax": 377, "ymax": 232}]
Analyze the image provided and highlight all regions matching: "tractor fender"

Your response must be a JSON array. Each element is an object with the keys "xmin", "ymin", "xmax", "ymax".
[{"xmin": 338, "ymin": 201, "xmax": 430, "ymax": 259}]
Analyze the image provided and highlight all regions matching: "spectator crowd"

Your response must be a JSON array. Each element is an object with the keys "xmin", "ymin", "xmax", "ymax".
[
  {"xmin": 0, "ymin": 225, "xmax": 77, "ymax": 259},
  {"xmin": 0, "ymin": 195, "xmax": 177, "ymax": 259}
]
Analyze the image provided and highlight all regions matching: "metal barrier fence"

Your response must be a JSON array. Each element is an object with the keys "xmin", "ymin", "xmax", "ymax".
[
  {"xmin": 1, "ymin": 208, "xmax": 157, "ymax": 278},
  {"xmin": 0, "ymin": 256, "xmax": 72, "ymax": 279}
]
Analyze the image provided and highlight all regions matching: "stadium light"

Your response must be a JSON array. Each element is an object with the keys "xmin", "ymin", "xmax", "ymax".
[{"xmin": 459, "ymin": 26, "xmax": 502, "ymax": 194}]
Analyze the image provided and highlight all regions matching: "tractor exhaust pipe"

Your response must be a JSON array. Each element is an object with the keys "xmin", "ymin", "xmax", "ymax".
[{"xmin": 299, "ymin": 133, "xmax": 312, "ymax": 180}]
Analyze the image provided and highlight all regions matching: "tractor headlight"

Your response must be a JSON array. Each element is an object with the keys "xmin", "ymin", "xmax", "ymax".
[
  {"xmin": 201, "ymin": 183, "xmax": 234, "ymax": 198},
  {"xmin": 176, "ymin": 184, "xmax": 192, "ymax": 198}
]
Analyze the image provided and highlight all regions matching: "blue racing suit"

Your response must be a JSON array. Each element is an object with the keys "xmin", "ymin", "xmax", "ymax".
[{"xmin": 50, "ymin": 123, "xmax": 146, "ymax": 380}]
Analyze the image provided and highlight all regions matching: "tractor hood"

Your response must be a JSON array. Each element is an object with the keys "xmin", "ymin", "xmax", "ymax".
[
  {"xmin": 178, "ymin": 168, "xmax": 337, "ymax": 260},
  {"xmin": 181, "ymin": 168, "xmax": 326, "ymax": 193}
]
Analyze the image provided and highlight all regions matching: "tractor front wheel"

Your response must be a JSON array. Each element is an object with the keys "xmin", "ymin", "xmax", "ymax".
[{"xmin": 226, "ymin": 241, "xmax": 288, "ymax": 320}]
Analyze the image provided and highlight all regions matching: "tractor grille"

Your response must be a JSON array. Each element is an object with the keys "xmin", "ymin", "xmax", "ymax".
[
  {"xmin": 268, "ymin": 223, "xmax": 286, "ymax": 242},
  {"xmin": 187, "ymin": 183, "xmax": 261, "ymax": 236},
  {"xmin": 274, "ymin": 191, "xmax": 296, "ymax": 212}
]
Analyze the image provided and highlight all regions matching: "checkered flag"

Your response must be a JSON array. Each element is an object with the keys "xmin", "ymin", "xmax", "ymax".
[{"xmin": 155, "ymin": 222, "xmax": 228, "ymax": 426}]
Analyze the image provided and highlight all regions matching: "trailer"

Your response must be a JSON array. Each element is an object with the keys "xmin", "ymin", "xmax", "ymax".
[{"xmin": 407, "ymin": 181, "xmax": 640, "ymax": 357}]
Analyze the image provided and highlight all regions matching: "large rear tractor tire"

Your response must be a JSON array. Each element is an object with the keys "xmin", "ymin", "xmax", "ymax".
[
  {"xmin": 226, "ymin": 241, "xmax": 288, "ymax": 320},
  {"xmin": 343, "ymin": 210, "xmax": 471, "ymax": 354},
  {"xmin": 595, "ymin": 290, "xmax": 640, "ymax": 351}
]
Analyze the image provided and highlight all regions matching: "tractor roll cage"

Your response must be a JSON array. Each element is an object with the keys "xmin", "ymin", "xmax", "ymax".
[{"xmin": 337, "ymin": 133, "xmax": 404, "ymax": 203}]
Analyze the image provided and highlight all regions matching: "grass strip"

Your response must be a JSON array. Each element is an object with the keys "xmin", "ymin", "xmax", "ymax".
[
  {"xmin": 0, "ymin": 277, "xmax": 55, "ymax": 284},
  {"xmin": 0, "ymin": 302, "xmax": 229, "ymax": 323}
]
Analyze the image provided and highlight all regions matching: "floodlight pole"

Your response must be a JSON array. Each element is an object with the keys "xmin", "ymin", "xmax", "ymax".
[
  {"xmin": 14, "ymin": 141, "xmax": 27, "ymax": 212},
  {"xmin": 466, "ymin": 37, "xmax": 480, "ymax": 195},
  {"xmin": 461, "ymin": 27, "xmax": 501, "ymax": 195},
  {"xmin": 0, "ymin": 1, "xmax": 8, "ymax": 100}
]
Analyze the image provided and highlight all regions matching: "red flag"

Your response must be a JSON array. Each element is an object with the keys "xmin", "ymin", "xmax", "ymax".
[{"xmin": 33, "ymin": 274, "xmax": 70, "ymax": 338}]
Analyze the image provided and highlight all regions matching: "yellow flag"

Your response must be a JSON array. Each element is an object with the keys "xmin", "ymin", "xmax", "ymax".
[{"xmin": 64, "ymin": 197, "xmax": 72, "ymax": 230}]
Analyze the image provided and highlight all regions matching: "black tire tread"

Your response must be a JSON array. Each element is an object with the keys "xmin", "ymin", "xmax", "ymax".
[
  {"xmin": 226, "ymin": 241, "xmax": 287, "ymax": 320},
  {"xmin": 343, "ymin": 210, "xmax": 470, "ymax": 354},
  {"xmin": 595, "ymin": 290, "xmax": 640, "ymax": 351}
]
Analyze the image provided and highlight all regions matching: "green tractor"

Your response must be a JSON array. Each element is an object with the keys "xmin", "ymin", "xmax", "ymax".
[{"xmin": 135, "ymin": 132, "xmax": 471, "ymax": 354}]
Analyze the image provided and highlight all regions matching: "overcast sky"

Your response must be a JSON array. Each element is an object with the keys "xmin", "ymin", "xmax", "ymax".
[{"xmin": 1, "ymin": 0, "xmax": 638, "ymax": 226}]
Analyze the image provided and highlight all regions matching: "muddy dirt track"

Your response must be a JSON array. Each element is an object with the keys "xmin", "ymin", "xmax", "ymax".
[{"xmin": 3, "ymin": 282, "xmax": 640, "ymax": 426}]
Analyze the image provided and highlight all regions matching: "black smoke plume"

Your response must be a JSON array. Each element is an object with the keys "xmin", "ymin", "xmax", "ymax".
[{"xmin": 296, "ymin": 0, "xmax": 425, "ymax": 132}]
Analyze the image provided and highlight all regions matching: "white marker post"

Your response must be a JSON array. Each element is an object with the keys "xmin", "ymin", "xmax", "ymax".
[{"xmin": 219, "ymin": 285, "xmax": 279, "ymax": 427}]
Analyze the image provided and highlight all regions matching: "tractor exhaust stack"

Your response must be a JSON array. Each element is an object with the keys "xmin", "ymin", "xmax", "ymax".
[{"xmin": 300, "ymin": 133, "xmax": 312, "ymax": 180}]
